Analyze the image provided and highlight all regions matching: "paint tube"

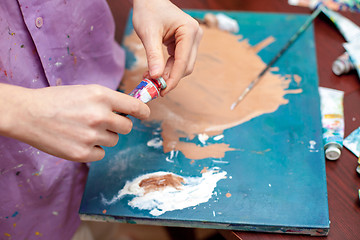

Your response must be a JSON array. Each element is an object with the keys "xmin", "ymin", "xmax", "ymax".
[
  {"xmin": 343, "ymin": 41, "xmax": 360, "ymax": 79},
  {"xmin": 332, "ymin": 51, "xmax": 355, "ymax": 75},
  {"xmin": 117, "ymin": 77, "xmax": 166, "ymax": 117},
  {"xmin": 318, "ymin": 7, "xmax": 360, "ymax": 79},
  {"xmin": 343, "ymin": 126, "xmax": 360, "ymax": 173},
  {"xmin": 288, "ymin": 0, "xmax": 360, "ymax": 13},
  {"xmin": 204, "ymin": 13, "xmax": 239, "ymax": 33},
  {"xmin": 318, "ymin": 87, "xmax": 344, "ymax": 160},
  {"xmin": 343, "ymin": 126, "xmax": 360, "ymax": 157},
  {"xmin": 320, "ymin": 5, "xmax": 360, "ymax": 42},
  {"xmin": 129, "ymin": 77, "xmax": 167, "ymax": 104}
]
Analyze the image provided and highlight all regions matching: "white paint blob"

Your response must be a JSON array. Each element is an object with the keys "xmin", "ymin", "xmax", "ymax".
[
  {"xmin": 198, "ymin": 133, "xmax": 209, "ymax": 145},
  {"xmin": 309, "ymin": 140, "xmax": 316, "ymax": 149},
  {"xmin": 147, "ymin": 137, "xmax": 163, "ymax": 149},
  {"xmin": 213, "ymin": 134, "xmax": 224, "ymax": 141},
  {"xmin": 101, "ymin": 169, "xmax": 227, "ymax": 216}
]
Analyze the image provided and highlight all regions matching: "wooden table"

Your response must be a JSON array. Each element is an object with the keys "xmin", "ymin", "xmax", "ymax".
[{"xmin": 108, "ymin": 0, "xmax": 360, "ymax": 239}]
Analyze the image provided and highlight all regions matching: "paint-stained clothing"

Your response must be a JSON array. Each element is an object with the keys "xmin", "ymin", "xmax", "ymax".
[{"xmin": 0, "ymin": 0, "xmax": 124, "ymax": 238}]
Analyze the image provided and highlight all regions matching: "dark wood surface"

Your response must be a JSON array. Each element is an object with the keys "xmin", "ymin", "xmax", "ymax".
[{"xmin": 108, "ymin": 0, "xmax": 360, "ymax": 239}]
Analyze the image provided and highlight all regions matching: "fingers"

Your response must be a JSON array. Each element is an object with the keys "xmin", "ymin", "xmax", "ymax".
[
  {"xmin": 95, "ymin": 130, "xmax": 119, "ymax": 147},
  {"xmin": 86, "ymin": 146, "xmax": 106, "ymax": 162},
  {"xmin": 133, "ymin": 0, "xmax": 202, "ymax": 95},
  {"xmin": 162, "ymin": 23, "xmax": 203, "ymax": 95},
  {"xmin": 108, "ymin": 90, "xmax": 150, "ymax": 120},
  {"xmin": 165, "ymin": 33, "xmax": 192, "ymax": 92},
  {"xmin": 81, "ymin": 88, "xmax": 150, "ymax": 162},
  {"xmin": 77, "ymin": 109, "xmax": 139, "ymax": 162},
  {"xmin": 188, "ymin": 29, "xmax": 203, "ymax": 74},
  {"xmin": 102, "ymin": 89, "xmax": 151, "ymax": 136},
  {"xmin": 140, "ymin": 30, "xmax": 165, "ymax": 79},
  {"xmin": 161, "ymin": 36, "xmax": 200, "ymax": 96},
  {"xmin": 72, "ymin": 123, "xmax": 122, "ymax": 163},
  {"xmin": 107, "ymin": 112, "xmax": 134, "ymax": 135}
]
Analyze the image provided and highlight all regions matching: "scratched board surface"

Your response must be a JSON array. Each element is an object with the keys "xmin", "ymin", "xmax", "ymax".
[{"xmin": 79, "ymin": 10, "xmax": 329, "ymax": 235}]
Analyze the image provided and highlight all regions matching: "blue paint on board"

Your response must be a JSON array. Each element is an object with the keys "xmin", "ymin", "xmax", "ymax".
[{"xmin": 80, "ymin": 10, "xmax": 329, "ymax": 235}]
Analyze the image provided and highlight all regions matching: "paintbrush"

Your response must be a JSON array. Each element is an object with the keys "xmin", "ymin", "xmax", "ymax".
[{"xmin": 230, "ymin": 6, "xmax": 323, "ymax": 110}]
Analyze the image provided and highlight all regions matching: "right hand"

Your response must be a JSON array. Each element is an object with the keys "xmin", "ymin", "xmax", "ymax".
[
  {"xmin": 0, "ymin": 84, "xmax": 150, "ymax": 162},
  {"xmin": 132, "ymin": 0, "xmax": 203, "ymax": 96}
]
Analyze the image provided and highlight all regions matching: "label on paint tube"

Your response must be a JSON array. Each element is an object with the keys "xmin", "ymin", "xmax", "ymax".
[
  {"xmin": 129, "ymin": 78, "xmax": 161, "ymax": 104},
  {"xmin": 116, "ymin": 77, "xmax": 165, "ymax": 117},
  {"xmin": 319, "ymin": 87, "xmax": 344, "ymax": 160}
]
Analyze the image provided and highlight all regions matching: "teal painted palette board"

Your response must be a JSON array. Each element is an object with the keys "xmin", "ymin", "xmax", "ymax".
[{"xmin": 80, "ymin": 10, "xmax": 330, "ymax": 236}]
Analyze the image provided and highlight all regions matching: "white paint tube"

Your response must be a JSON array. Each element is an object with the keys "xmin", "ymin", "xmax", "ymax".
[
  {"xmin": 332, "ymin": 51, "xmax": 355, "ymax": 75},
  {"xmin": 204, "ymin": 13, "xmax": 239, "ymax": 33},
  {"xmin": 320, "ymin": 7, "xmax": 360, "ymax": 79},
  {"xmin": 319, "ymin": 87, "xmax": 345, "ymax": 160},
  {"xmin": 320, "ymin": 6, "xmax": 360, "ymax": 42}
]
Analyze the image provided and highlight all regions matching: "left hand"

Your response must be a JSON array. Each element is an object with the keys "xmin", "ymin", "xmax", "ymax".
[{"xmin": 132, "ymin": 0, "xmax": 203, "ymax": 96}]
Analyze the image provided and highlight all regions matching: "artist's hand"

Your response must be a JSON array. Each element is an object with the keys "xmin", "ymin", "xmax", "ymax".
[
  {"xmin": 132, "ymin": 0, "xmax": 202, "ymax": 95},
  {"xmin": 0, "ymin": 84, "xmax": 150, "ymax": 162}
]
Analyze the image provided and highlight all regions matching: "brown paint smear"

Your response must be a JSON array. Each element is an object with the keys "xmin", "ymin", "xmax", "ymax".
[
  {"xmin": 201, "ymin": 167, "xmax": 209, "ymax": 173},
  {"xmin": 139, "ymin": 174, "xmax": 185, "ymax": 194},
  {"xmin": 121, "ymin": 26, "xmax": 302, "ymax": 160}
]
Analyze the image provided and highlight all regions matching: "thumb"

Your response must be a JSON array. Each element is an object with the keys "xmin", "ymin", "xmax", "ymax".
[{"xmin": 141, "ymin": 33, "xmax": 165, "ymax": 78}]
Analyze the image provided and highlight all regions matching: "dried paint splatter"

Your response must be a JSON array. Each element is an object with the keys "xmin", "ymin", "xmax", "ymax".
[{"xmin": 8, "ymin": 27, "xmax": 15, "ymax": 36}]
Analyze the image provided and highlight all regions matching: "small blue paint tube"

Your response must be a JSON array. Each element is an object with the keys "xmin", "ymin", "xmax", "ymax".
[{"xmin": 319, "ymin": 87, "xmax": 345, "ymax": 160}]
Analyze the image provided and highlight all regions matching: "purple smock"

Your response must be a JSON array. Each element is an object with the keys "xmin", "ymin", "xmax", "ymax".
[{"xmin": 0, "ymin": 0, "xmax": 125, "ymax": 238}]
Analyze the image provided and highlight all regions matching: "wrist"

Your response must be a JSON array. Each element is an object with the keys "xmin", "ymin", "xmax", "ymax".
[{"xmin": 0, "ymin": 84, "xmax": 31, "ymax": 138}]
